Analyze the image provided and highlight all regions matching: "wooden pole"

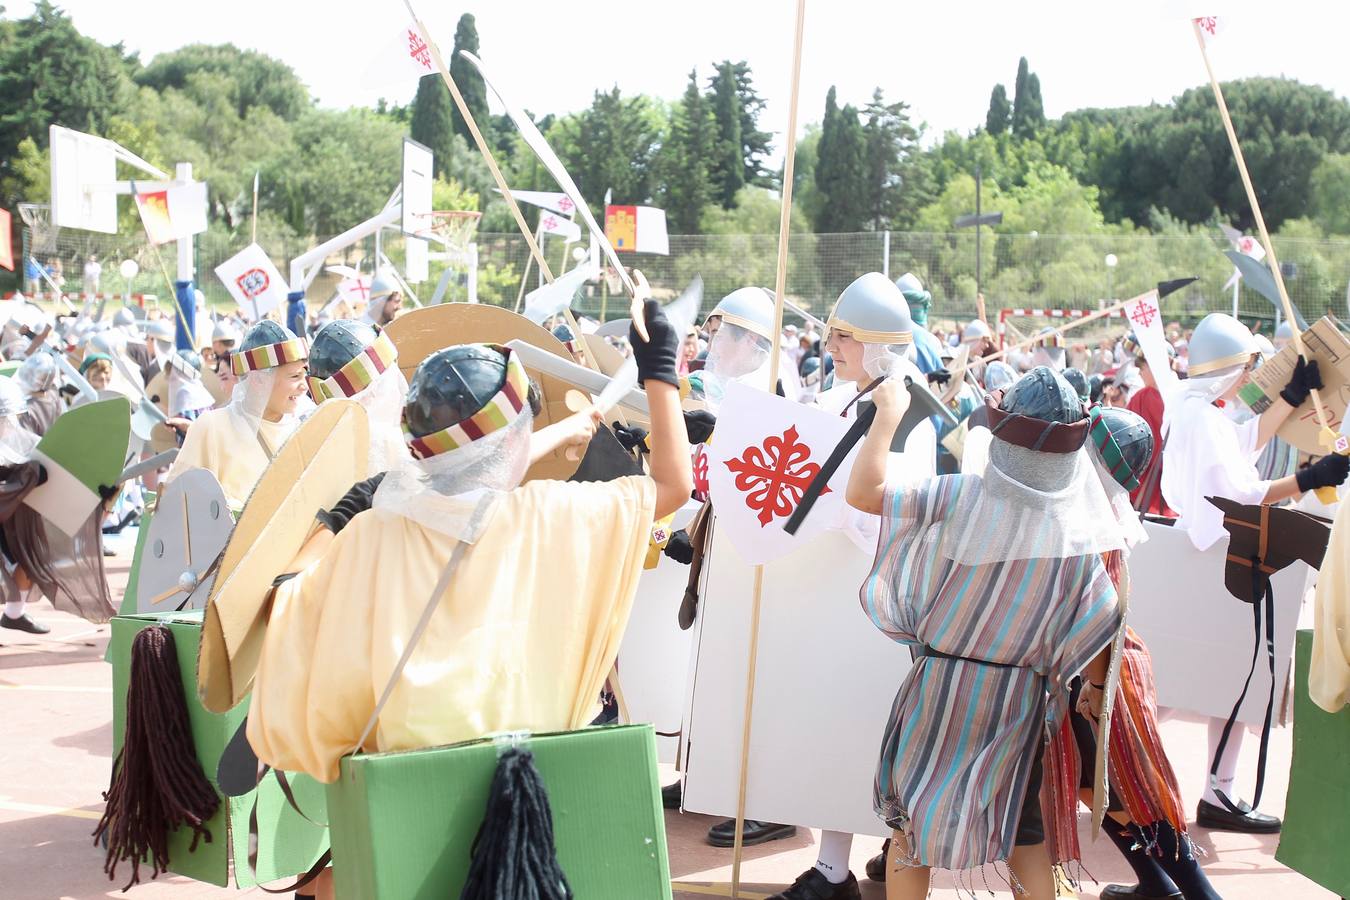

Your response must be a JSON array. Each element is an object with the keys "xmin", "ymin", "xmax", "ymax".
[
  {"xmin": 730, "ymin": 2, "xmax": 806, "ymax": 896},
  {"xmin": 250, "ymin": 171, "xmax": 260, "ymax": 247},
  {"xmin": 1192, "ymin": 19, "xmax": 1336, "ymax": 447}
]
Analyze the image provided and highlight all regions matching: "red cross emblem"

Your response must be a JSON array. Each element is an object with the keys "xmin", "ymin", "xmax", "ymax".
[
  {"xmin": 1128, "ymin": 298, "xmax": 1159, "ymax": 330},
  {"xmin": 557, "ymin": 196, "xmax": 574, "ymax": 214},
  {"xmin": 725, "ymin": 425, "xmax": 827, "ymax": 526},
  {"xmin": 407, "ymin": 29, "xmax": 432, "ymax": 71},
  {"xmin": 235, "ymin": 268, "xmax": 269, "ymax": 298},
  {"xmin": 692, "ymin": 444, "xmax": 709, "ymax": 495},
  {"xmin": 1195, "ymin": 16, "xmax": 1219, "ymax": 37},
  {"xmin": 542, "ymin": 214, "xmax": 559, "ymax": 230}
]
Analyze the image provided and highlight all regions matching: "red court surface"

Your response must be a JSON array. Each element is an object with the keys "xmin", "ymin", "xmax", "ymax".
[{"xmin": 0, "ymin": 547, "xmax": 1335, "ymax": 899}]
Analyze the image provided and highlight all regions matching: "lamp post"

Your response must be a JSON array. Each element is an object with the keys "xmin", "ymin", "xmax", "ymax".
[
  {"xmin": 955, "ymin": 163, "xmax": 1003, "ymax": 303},
  {"xmin": 1104, "ymin": 253, "xmax": 1118, "ymax": 304},
  {"xmin": 119, "ymin": 259, "xmax": 139, "ymax": 307}
]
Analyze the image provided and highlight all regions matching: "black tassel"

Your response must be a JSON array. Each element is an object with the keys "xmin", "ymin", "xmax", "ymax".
[
  {"xmin": 460, "ymin": 746, "xmax": 573, "ymax": 900},
  {"xmin": 93, "ymin": 625, "xmax": 220, "ymax": 889}
]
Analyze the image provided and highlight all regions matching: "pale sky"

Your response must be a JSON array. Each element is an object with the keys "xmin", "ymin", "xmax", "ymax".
[{"xmin": 14, "ymin": 0, "xmax": 1349, "ymax": 160}]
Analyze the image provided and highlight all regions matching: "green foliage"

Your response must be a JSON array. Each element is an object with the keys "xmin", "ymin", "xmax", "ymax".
[
  {"xmin": 411, "ymin": 74, "xmax": 456, "ymax": 179},
  {"xmin": 662, "ymin": 70, "xmax": 716, "ymax": 233},
  {"xmin": 1310, "ymin": 153, "xmax": 1350, "ymax": 236},
  {"xmin": 134, "ymin": 44, "xmax": 308, "ymax": 121},
  {"xmin": 862, "ymin": 89, "xmax": 931, "ymax": 231},
  {"xmin": 814, "ymin": 87, "xmax": 867, "ymax": 232},
  {"xmin": 448, "ymin": 14, "xmax": 488, "ymax": 144},
  {"xmin": 986, "ymin": 84, "xmax": 1010, "ymax": 137},
  {"xmin": 707, "ymin": 62, "xmax": 745, "ymax": 208},
  {"xmin": 544, "ymin": 88, "xmax": 664, "ymax": 219},
  {"xmin": 722, "ymin": 61, "xmax": 773, "ymax": 188}
]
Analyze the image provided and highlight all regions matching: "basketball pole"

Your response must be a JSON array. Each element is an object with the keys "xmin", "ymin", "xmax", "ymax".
[{"xmin": 730, "ymin": 1, "xmax": 806, "ymax": 896}]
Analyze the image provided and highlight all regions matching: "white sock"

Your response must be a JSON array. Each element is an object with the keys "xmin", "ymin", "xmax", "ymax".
[
  {"xmin": 813, "ymin": 830, "xmax": 853, "ymax": 884},
  {"xmin": 1203, "ymin": 717, "xmax": 1244, "ymax": 805},
  {"xmin": 4, "ymin": 599, "xmax": 24, "ymax": 619}
]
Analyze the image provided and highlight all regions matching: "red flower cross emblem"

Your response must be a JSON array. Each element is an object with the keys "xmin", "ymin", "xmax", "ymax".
[{"xmin": 725, "ymin": 425, "xmax": 827, "ymax": 526}]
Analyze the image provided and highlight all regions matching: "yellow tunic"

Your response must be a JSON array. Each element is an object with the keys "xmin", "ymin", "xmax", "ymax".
[
  {"xmin": 247, "ymin": 475, "xmax": 657, "ymax": 783},
  {"xmin": 164, "ymin": 408, "xmax": 290, "ymax": 509},
  {"xmin": 1310, "ymin": 499, "xmax": 1350, "ymax": 712}
]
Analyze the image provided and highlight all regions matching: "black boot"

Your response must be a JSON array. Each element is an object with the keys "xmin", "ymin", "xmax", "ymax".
[
  {"xmin": 706, "ymin": 818, "xmax": 796, "ymax": 847},
  {"xmin": 1097, "ymin": 823, "xmax": 1181, "ymax": 900},
  {"xmin": 767, "ymin": 868, "xmax": 861, "ymax": 900},
  {"xmin": 661, "ymin": 781, "xmax": 682, "ymax": 810},
  {"xmin": 864, "ymin": 838, "xmax": 890, "ymax": 882},
  {"xmin": 1152, "ymin": 823, "xmax": 1222, "ymax": 900}
]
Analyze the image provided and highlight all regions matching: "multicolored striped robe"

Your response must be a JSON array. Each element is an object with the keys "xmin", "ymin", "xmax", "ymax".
[{"xmin": 862, "ymin": 474, "xmax": 1120, "ymax": 872}]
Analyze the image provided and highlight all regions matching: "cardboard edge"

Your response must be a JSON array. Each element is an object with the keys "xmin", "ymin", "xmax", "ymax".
[{"xmin": 23, "ymin": 450, "xmax": 98, "ymax": 537}]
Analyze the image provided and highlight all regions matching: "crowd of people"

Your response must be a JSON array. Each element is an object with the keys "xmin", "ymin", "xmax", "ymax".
[{"xmin": 1, "ymin": 262, "xmax": 1346, "ymax": 900}]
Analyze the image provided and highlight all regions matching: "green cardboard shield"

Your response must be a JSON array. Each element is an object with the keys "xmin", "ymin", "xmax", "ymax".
[{"xmin": 23, "ymin": 397, "xmax": 131, "ymax": 537}]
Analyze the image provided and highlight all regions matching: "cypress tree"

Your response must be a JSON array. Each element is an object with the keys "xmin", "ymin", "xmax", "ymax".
[
  {"xmin": 410, "ymin": 74, "xmax": 456, "ymax": 179},
  {"xmin": 448, "ymin": 14, "xmax": 489, "ymax": 142}
]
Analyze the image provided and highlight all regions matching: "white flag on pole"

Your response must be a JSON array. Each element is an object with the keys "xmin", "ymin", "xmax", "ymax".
[
  {"xmin": 505, "ymin": 190, "xmax": 578, "ymax": 218},
  {"xmin": 707, "ymin": 380, "xmax": 857, "ymax": 564},
  {"xmin": 361, "ymin": 24, "xmax": 435, "ymax": 91},
  {"xmin": 1193, "ymin": 16, "xmax": 1225, "ymax": 43},
  {"xmin": 215, "ymin": 243, "xmax": 288, "ymax": 320},
  {"xmin": 1123, "ymin": 291, "xmax": 1178, "ymax": 394},
  {"xmin": 1223, "ymin": 233, "xmax": 1267, "ymax": 290},
  {"xmin": 539, "ymin": 209, "xmax": 581, "ymax": 243}
]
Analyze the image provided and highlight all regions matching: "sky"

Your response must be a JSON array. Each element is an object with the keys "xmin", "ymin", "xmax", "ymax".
[{"xmin": 14, "ymin": 0, "xmax": 1350, "ymax": 161}]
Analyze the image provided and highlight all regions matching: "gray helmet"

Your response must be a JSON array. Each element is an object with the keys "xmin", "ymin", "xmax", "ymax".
[
  {"xmin": 707, "ymin": 287, "xmax": 775, "ymax": 340},
  {"xmin": 145, "ymin": 319, "xmax": 175, "ymax": 344},
  {"xmin": 1088, "ymin": 373, "xmax": 1105, "ymax": 404},
  {"xmin": 112, "ymin": 307, "xmax": 137, "ymax": 328},
  {"xmin": 167, "ymin": 350, "xmax": 204, "ymax": 380},
  {"xmin": 368, "ymin": 270, "xmax": 401, "ymax": 302},
  {"xmin": 212, "ymin": 318, "xmax": 241, "ymax": 345},
  {"xmin": 1188, "ymin": 313, "xmax": 1258, "ymax": 377},
  {"xmin": 1062, "ymin": 367, "xmax": 1090, "ymax": 402},
  {"xmin": 17, "ymin": 353, "xmax": 57, "ymax": 394},
  {"xmin": 1089, "ymin": 405, "xmax": 1154, "ymax": 491},
  {"xmin": 827, "ymin": 273, "xmax": 915, "ymax": 346},
  {"xmin": 309, "ymin": 319, "xmax": 379, "ymax": 382},
  {"xmin": 0, "ymin": 376, "xmax": 27, "ymax": 417},
  {"xmin": 963, "ymin": 319, "xmax": 992, "ymax": 343},
  {"xmin": 894, "ymin": 272, "xmax": 932, "ymax": 325},
  {"xmin": 1274, "ymin": 321, "xmax": 1294, "ymax": 343},
  {"xmin": 894, "ymin": 272, "xmax": 924, "ymax": 294},
  {"xmin": 983, "ymin": 360, "xmax": 1018, "ymax": 393},
  {"xmin": 405, "ymin": 344, "xmax": 511, "ymax": 440},
  {"xmin": 551, "ymin": 323, "xmax": 577, "ymax": 344},
  {"xmin": 1000, "ymin": 366, "xmax": 1085, "ymax": 425},
  {"xmin": 240, "ymin": 319, "xmax": 298, "ymax": 354}
]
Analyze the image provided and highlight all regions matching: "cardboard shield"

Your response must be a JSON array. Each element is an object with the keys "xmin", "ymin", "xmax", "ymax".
[
  {"xmin": 136, "ymin": 468, "xmax": 233, "ymax": 614},
  {"xmin": 383, "ymin": 303, "xmax": 582, "ymax": 481},
  {"xmin": 23, "ymin": 397, "xmax": 131, "ymax": 537},
  {"xmin": 198, "ymin": 400, "xmax": 369, "ymax": 714}
]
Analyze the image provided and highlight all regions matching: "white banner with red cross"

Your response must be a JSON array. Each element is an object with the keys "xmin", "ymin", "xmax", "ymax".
[
  {"xmin": 707, "ymin": 380, "xmax": 858, "ymax": 565},
  {"xmin": 1123, "ymin": 289, "xmax": 1178, "ymax": 394}
]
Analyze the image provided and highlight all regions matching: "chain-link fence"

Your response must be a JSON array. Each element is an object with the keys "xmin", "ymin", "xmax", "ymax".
[{"xmin": 18, "ymin": 224, "xmax": 1350, "ymax": 334}]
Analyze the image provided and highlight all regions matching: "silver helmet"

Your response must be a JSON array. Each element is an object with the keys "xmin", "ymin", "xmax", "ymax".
[
  {"xmin": 368, "ymin": 270, "xmax": 401, "ymax": 302},
  {"xmin": 1188, "ymin": 313, "xmax": 1258, "ymax": 377},
  {"xmin": 826, "ymin": 272, "xmax": 914, "ymax": 346},
  {"xmin": 706, "ymin": 287, "xmax": 775, "ymax": 341}
]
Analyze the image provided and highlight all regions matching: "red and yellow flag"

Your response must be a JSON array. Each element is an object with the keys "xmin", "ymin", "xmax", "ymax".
[{"xmin": 605, "ymin": 205, "xmax": 637, "ymax": 252}]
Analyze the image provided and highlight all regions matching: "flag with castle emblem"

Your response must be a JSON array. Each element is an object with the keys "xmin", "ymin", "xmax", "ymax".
[
  {"xmin": 604, "ymin": 204, "xmax": 669, "ymax": 255},
  {"xmin": 707, "ymin": 380, "xmax": 857, "ymax": 564}
]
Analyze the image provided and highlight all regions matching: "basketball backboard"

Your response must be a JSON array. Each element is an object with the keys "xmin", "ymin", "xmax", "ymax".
[
  {"xmin": 401, "ymin": 137, "xmax": 434, "ymax": 238},
  {"xmin": 50, "ymin": 125, "xmax": 117, "ymax": 234}
]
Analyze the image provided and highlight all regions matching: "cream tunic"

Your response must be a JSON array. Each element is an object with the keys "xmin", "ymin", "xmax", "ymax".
[
  {"xmin": 247, "ymin": 475, "xmax": 657, "ymax": 783},
  {"xmin": 164, "ymin": 408, "xmax": 291, "ymax": 509}
]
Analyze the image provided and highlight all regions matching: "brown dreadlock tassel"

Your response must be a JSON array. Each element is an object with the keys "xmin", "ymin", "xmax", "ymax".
[
  {"xmin": 93, "ymin": 625, "xmax": 220, "ymax": 889},
  {"xmin": 460, "ymin": 746, "xmax": 574, "ymax": 900}
]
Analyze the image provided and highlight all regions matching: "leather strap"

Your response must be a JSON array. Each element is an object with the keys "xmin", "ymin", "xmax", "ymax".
[{"xmin": 985, "ymin": 402, "xmax": 1090, "ymax": 453}]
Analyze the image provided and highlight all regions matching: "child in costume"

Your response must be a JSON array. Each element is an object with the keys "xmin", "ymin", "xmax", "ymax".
[
  {"xmin": 305, "ymin": 319, "xmax": 408, "ymax": 475},
  {"xmin": 164, "ymin": 320, "xmax": 310, "ymax": 509},
  {"xmin": 1160, "ymin": 312, "xmax": 1348, "ymax": 832},
  {"xmin": 847, "ymin": 367, "xmax": 1123, "ymax": 900}
]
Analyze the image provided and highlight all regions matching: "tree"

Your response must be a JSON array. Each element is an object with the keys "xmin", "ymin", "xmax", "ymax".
[
  {"xmin": 706, "ymin": 62, "xmax": 745, "ymax": 208},
  {"xmin": 1311, "ymin": 153, "xmax": 1350, "ymax": 236},
  {"xmin": 134, "ymin": 44, "xmax": 309, "ymax": 121},
  {"xmin": 1011, "ymin": 58, "xmax": 1045, "ymax": 139},
  {"xmin": 986, "ymin": 84, "xmax": 1011, "ymax": 136},
  {"xmin": 546, "ymin": 89, "xmax": 664, "ymax": 221},
  {"xmin": 411, "ymin": 74, "xmax": 457, "ymax": 179},
  {"xmin": 661, "ymin": 70, "xmax": 716, "ymax": 233},
  {"xmin": 813, "ymin": 87, "xmax": 867, "ymax": 233},
  {"xmin": 448, "ymin": 14, "xmax": 488, "ymax": 143},
  {"xmin": 717, "ymin": 61, "xmax": 773, "ymax": 187},
  {"xmin": 861, "ymin": 88, "xmax": 928, "ymax": 230}
]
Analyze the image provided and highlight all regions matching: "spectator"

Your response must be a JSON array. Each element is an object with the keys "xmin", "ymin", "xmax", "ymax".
[{"xmin": 83, "ymin": 254, "xmax": 102, "ymax": 298}]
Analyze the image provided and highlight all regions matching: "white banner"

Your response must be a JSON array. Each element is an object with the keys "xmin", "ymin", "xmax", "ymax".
[
  {"xmin": 507, "ymin": 189, "xmax": 578, "ymax": 218},
  {"xmin": 706, "ymin": 380, "xmax": 857, "ymax": 564},
  {"xmin": 214, "ymin": 243, "xmax": 287, "ymax": 320},
  {"xmin": 1123, "ymin": 290, "xmax": 1178, "ymax": 394},
  {"xmin": 539, "ymin": 209, "xmax": 581, "ymax": 243}
]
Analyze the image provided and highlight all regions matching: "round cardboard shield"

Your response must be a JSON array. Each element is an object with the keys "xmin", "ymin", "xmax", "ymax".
[
  {"xmin": 136, "ymin": 468, "xmax": 233, "ymax": 614},
  {"xmin": 383, "ymin": 304, "xmax": 582, "ymax": 481},
  {"xmin": 197, "ymin": 399, "xmax": 369, "ymax": 714}
]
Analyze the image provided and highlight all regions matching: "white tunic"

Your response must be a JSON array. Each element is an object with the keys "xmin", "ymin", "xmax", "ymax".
[{"xmin": 1161, "ymin": 396, "xmax": 1267, "ymax": 551}]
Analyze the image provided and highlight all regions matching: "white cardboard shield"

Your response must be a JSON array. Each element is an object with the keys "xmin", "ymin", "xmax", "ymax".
[{"xmin": 136, "ymin": 468, "xmax": 233, "ymax": 614}]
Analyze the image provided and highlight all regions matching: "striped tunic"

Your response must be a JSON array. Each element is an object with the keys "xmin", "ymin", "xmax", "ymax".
[{"xmin": 861, "ymin": 474, "xmax": 1120, "ymax": 871}]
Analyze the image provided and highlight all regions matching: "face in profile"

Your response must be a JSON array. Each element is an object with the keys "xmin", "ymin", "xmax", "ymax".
[{"xmin": 265, "ymin": 359, "xmax": 309, "ymax": 419}]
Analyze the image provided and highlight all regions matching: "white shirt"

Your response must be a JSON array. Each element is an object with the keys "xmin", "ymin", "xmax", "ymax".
[{"xmin": 1161, "ymin": 396, "xmax": 1267, "ymax": 550}]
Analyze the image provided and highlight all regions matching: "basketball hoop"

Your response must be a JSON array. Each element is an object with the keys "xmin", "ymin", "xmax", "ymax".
[
  {"xmin": 17, "ymin": 203, "xmax": 57, "ymax": 255},
  {"xmin": 425, "ymin": 210, "xmax": 481, "ymax": 265}
]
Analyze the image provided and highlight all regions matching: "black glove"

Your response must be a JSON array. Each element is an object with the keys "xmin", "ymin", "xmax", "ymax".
[
  {"xmin": 1280, "ymin": 357, "xmax": 1323, "ymax": 407},
  {"xmin": 314, "ymin": 472, "xmax": 386, "ymax": 534},
  {"xmin": 629, "ymin": 298, "xmax": 680, "ymax": 388},
  {"xmin": 663, "ymin": 529, "xmax": 694, "ymax": 565},
  {"xmin": 98, "ymin": 483, "xmax": 119, "ymax": 502},
  {"xmin": 683, "ymin": 410, "xmax": 716, "ymax": 445},
  {"xmin": 612, "ymin": 423, "xmax": 649, "ymax": 453},
  {"xmin": 926, "ymin": 369, "xmax": 952, "ymax": 387},
  {"xmin": 58, "ymin": 383, "xmax": 80, "ymax": 399},
  {"xmin": 1296, "ymin": 453, "xmax": 1350, "ymax": 493}
]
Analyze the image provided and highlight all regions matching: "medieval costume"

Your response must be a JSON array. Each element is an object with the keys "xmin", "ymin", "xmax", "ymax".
[
  {"xmin": 854, "ymin": 367, "xmax": 1122, "ymax": 894},
  {"xmin": 16, "ymin": 353, "xmax": 64, "ymax": 436},
  {"xmin": 306, "ymin": 319, "xmax": 408, "ymax": 475},
  {"xmin": 165, "ymin": 321, "xmax": 310, "ymax": 510},
  {"xmin": 358, "ymin": 271, "xmax": 402, "ymax": 331},
  {"xmin": 1160, "ymin": 313, "xmax": 1346, "ymax": 832},
  {"xmin": 245, "ymin": 302, "xmax": 689, "ymax": 784}
]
